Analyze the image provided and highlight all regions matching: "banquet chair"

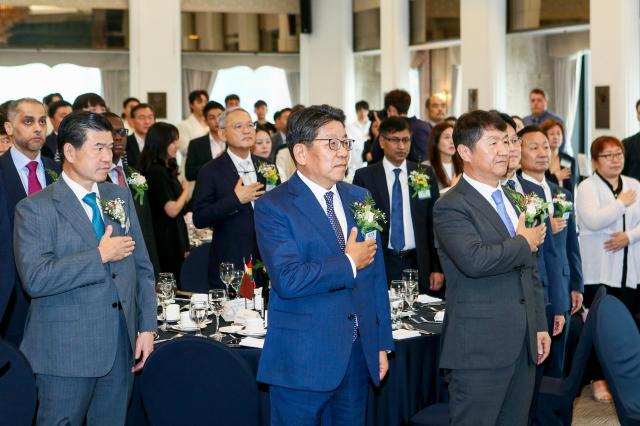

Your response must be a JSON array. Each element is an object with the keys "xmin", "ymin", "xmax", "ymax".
[
  {"xmin": 593, "ymin": 296, "xmax": 640, "ymax": 426},
  {"xmin": 0, "ymin": 339, "xmax": 37, "ymax": 425},
  {"xmin": 532, "ymin": 286, "xmax": 606, "ymax": 426},
  {"xmin": 179, "ymin": 242, "xmax": 211, "ymax": 293},
  {"xmin": 141, "ymin": 336, "xmax": 259, "ymax": 426}
]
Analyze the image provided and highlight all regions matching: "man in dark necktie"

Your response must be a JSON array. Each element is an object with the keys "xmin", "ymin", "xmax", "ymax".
[
  {"xmin": 0, "ymin": 98, "xmax": 60, "ymax": 346},
  {"xmin": 254, "ymin": 104, "xmax": 393, "ymax": 425},
  {"xmin": 353, "ymin": 116, "xmax": 443, "ymax": 294}
]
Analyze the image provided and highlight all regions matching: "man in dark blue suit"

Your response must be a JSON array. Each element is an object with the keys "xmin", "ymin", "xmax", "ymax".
[
  {"xmin": 353, "ymin": 116, "xmax": 443, "ymax": 295},
  {"xmin": 0, "ymin": 176, "xmax": 14, "ymax": 323},
  {"xmin": 255, "ymin": 105, "xmax": 393, "ymax": 425},
  {"xmin": 0, "ymin": 98, "xmax": 61, "ymax": 346},
  {"xmin": 192, "ymin": 107, "xmax": 279, "ymax": 289},
  {"xmin": 519, "ymin": 126, "xmax": 584, "ymax": 377}
]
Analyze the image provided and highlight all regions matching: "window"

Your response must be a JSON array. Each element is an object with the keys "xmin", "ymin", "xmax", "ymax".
[
  {"xmin": 508, "ymin": 0, "xmax": 589, "ymax": 32},
  {"xmin": 410, "ymin": 0, "xmax": 460, "ymax": 45}
]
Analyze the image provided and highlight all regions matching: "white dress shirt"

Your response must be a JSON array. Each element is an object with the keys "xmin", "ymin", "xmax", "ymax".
[
  {"xmin": 61, "ymin": 172, "xmax": 103, "ymax": 222},
  {"xmin": 297, "ymin": 171, "xmax": 357, "ymax": 277},
  {"xmin": 463, "ymin": 174, "xmax": 519, "ymax": 231},
  {"xmin": 134, "ymin": 132, "xmax": 145, "ymax": 153},
  {"xmin": 501, "ymin": 173, "xmax": 524, "ymax": 195},
  {"xmin": 177, "ymin": 113, "xmax": 209, "ymax": 157},
  {"xmin": 382, "ymin": 158, "xmax": 416, "ymax": 250},
  {"xmin": 10, "ymin": 147, "xmax": 46, "ymax": 194},
  {"xmin": 108, "ymin": 159, "xmax": 127, "ymax": 186},
  {"xmin": 209, "ymin": 133, "xmax": 226, "ymax": 159},
  {"xmin": 521, "ymin": 172, "xmax": 555, "ymax": 215},
  {"xmin": 228, "ymin": 150, "xmax": 257, "ymax": 185},
  {"xmin": 346, "ymin": 119, "xmax": 370, "ymax": 180}
]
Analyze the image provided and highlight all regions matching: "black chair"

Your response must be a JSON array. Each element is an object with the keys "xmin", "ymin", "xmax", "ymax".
[
  {"xmin": 533, "ymin": 285, "xmax": 607, "ymax": 426},
  {"xmin": 140, "ymin": 336, "xmax": 259, "ymax": 426},
  {"xmin": 409, "ymin": 401, "xmax": 448, "ymax": 426},
  {"xmin": 180, "ymin": 242, "xmax": 211, "ymax": 293},
  {"xmin": 0, "ymin": 339, "xmax": 37, "ymax": 425},
  {"xmin": 593, "ymin": 296, "xmax": 640, "ymax": 426}
]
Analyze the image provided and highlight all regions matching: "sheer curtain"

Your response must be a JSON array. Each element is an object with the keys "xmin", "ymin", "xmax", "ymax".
[
  {"xmin": 181, "ymin": 68, "xmax": 216, "ymax": 119},
  {"xmin": 553, "ymin": 53, "xmax": 583, "ymax": 155},
  {"xmin": 285, "ymin": 70, "xmax": 300, "ymax": 106},
  {"xmin": 100, "ymin": 69, "xmax": 129, "ymax": 113}
]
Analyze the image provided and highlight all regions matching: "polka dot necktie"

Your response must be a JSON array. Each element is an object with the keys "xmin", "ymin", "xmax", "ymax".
[{"xmin": 324, "ymin": 191, "xmax": 345, "ymax": 252}]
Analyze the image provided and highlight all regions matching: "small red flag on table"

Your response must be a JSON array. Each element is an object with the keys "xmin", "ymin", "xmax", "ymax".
[{"xmin": 239, "ymin": 258, "xmax": 255, "ymax": 299}]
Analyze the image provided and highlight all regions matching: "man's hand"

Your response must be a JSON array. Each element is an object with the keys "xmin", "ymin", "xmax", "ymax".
[
  {"xmin": 379, "ymin": 351, "xmax": 389, "ymax": 381},
  {"xmin": 537, "ymin": 332, "xmax": 551, "ymax": 365},
  {"xmin": 552, "ymin": 314, "xmax": 566, "ymax": 336},
  {"xmin": 429, "ymin": 272, "xmax": 445, "ymax": 292},
  {"xmin": 550, "ymin": 216, "xmax": 567, "ymax": 234},
  {"xmin": 554, "ymin": 168, "xmax": 571, "ymax": 183},
  {"xmin": 132, "ymin": 331, "xmax": 155, "ymax": 373},
  {"xmin": 618, "ymin": 189, "xmax": 637, "ymax": 207},
  {"xmin": 516, "ymin": 214, "xmax": 546, "ymax": 253},
  {"xmin": 570, "ymin": 291, "xmax": 584, "ymax": 315},
  {"xmin": 604, "ymin": 231, "xmax": 630, "ymax": 252},
  {"xmin": 371, "ymin": 111, "xmax": 381, "ymax": 138},
  {"xmin": 345, "ymin": 227, "xmax": 376, "ymax": 270},
  {"xmin": 234, "ymin": 178, "xmax": 265, "ymax": 204},
  {"xmin": 98, "ymin": 225, "xmax": 135, "ymax": 264}
]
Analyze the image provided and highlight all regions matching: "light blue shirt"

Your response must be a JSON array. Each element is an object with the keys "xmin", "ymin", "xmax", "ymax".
[
  {"xmin": 108, "ymin": 159, "xmax": 127, "ymax": 186},
  {"xmin": 10, "ymin": 147, "xmax": 46, "ymax": 194}
]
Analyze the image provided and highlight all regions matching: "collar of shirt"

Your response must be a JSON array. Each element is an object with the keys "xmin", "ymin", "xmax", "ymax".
[
  {"xmin": 10, "ymin": 146, "xmax": 43, "ymax": 172},
  {"xmin": 521, "ymin": 171, "xmax": 554, "ymax": 213},
  {"xmin": 296, "ymin": 170, "xmax": 339, "ymax": 210},
  {"xmin": 110, "ymin": 159, "xmax": 124, "ymax": 172},
  {"xmin": 209, "ymin": 133, "xmax": 225, "ymax": 153},
  {"xmin": 382, "ymin": 157, "xmax": 407, "ymax": 177},
  {"xmin": 61, "ymin": 171, "xmax": 102, "ymax": 222},
  {"xmin": 227, "ymin": 149, "xmax": 254, "ymax": 172},
  {"xmin": 109, "ymin": 159, "xmax": 126, "ymax": 183},
  {"xmin": 134, "ymin": 132, "xmax": 145, "ymax": 151},
  {"xmin": 463, "ymin": 173, "xmax": 519, "ymax": 228}
]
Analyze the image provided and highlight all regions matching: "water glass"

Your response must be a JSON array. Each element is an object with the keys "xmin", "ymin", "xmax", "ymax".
[
  {"xmin": 209, "ymin": 289, "xmax": 227, "ymax": 341},
  {"xmin": 229, "ymin": 270, "xmax": 245, "ymax": 300},
  {"xmin": 390, "ymin": 280, "xmax": 405, "ymax": 326},
  {"xmin": 190, "ymin": 300, "xmax": 208, "ymax": 337},
  {"xmin": 404, "ymin": 284, "xmax": 419, "ymax": 316},
  {"xmin": 219, "ymin": 262, "xmax": 235, "ymax": 292}
]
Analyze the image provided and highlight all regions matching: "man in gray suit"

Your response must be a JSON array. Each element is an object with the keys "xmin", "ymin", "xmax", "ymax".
[
  {"xmin": 13, "ymin": 111, "xmax": 157, "ymax": 425},
  {"xmin": 433, "ymin": 110, "xmax": 551, "ymax": 425}
]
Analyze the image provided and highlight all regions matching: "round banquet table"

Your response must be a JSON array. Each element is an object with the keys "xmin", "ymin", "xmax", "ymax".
[{"xmin": 126, "ymin": 304, "xmax": 446, "ymax": 426}]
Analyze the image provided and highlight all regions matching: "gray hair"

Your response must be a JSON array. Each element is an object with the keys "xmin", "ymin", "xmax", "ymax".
[{"xmin": 218, "ymin": 107, "xmax": 250, "ymax": 129}]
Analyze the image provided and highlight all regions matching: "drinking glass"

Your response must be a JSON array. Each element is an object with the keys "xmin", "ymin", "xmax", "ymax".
[
  {"xmin": 229, "ymin": 270, "xmax": 245, "ymax": 300},
  {"xmin": 390, "ymin": 280, "xmax": 405, "ymax": 327},
  {"xmin": 209, "ymin": 289, "xmax": 227, "ymax": 341},
  {"xmin": 219, "ymin": 262, "xmax": 235, "ymax": 293},
  {"xmin": 190, "ymin": 300, "xmax": 208, "ymax": 337},
  {"xmin": 404, "ymin": 284, "xmax": 419, "ymax": 317},
  {"xmin": 156, "ymin": 278, "xmax": 173, "ymax": 331},
  {"xmin": 402, "ymin": 269, "xmax": 419, "ymax": 283},
  {"xmin": 388, "ymin": 290, "xmax": 403, "ymax": 330}
]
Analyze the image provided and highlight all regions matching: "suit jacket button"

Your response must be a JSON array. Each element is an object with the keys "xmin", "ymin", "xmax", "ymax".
[
  {"xmin": 112, "ymin": 273, "xmax": 117, "ymax": 279},
  {"xmin": 520, "ymin": 298, "xmax": 525, "ymax": 304},
  {"xmin": 112, "ymin": 302, "xmax": 118, "ymax": 308}
]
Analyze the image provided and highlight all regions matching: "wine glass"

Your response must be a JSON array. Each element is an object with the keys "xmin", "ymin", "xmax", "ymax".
[
  {"xmin": 190, "ymin": 300, "xmax": 208, "ymax": 337},
  {"xmin": 402, "ymin": 269, "xmax": 419, "ymax": 287},
  {"xmin": 156, "ymin": 278, "xmax": 173, "ymax": 331},
  {"xmin": 209, "ymin": 289, "xmax": 227, "ymax": 341},
  {"xmin": 219, "ymin": 262, "xmax": 235, "ymax": 292},
  {"xmin": 404, "ymin": 284, "xmax": 419, "ymax": 317},
  {"xmin": 229, "ymin": 270, "xmax": 245, "ymax": 300},
  {"xmin": 388, "ymin": 289, "xmax": 403, "ymax": 330},
  {"xmin": 390, "ymin": 280, "xmax": 405, "ymax": 328}
]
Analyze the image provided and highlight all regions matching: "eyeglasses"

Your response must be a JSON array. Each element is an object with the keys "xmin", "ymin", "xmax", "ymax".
[
  {"xmin": 225, "ymin": 122, "xmax": 255, "ymax": 132},
  {"xmin": 598, "ymin": 152, "xmax": 624, "ymax": 161},
  {"xmin": 113, "ymin": 128, "xmax": 129, "ymax": 137},
  {"xmin": 508, "ymin": 137, "xmax": 522, "ymax": 145},
  {"xmin": 382, "ymin": 135, "xmax": 411, "ymax": 145},
  {"xmin": 309, "ymin": 138, "xmax": 354, "ymax": 151}
]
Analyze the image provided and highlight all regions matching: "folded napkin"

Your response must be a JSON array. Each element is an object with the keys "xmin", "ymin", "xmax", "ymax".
[
  {"xmin": 239, "ymin": 337, "xmax": 264, "ymax": 348},
  {"xmin": 434, "ymin": 310, "xmax": 445, "ymax": 322},
  {"xmin": 222, "ymin": 298, "xmax": 261, "ymax": 322},
  {"xmin": 392, "ymin": 329, "xmax": 421, "ymax": 340},
  {"xmin": 417, "ymin": 295, "xmax": 443, "ymax": 304}
]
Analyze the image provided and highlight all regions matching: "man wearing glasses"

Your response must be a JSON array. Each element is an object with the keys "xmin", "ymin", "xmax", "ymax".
[
  {"xmin": 353, "ymin": 116, "xmax": 444, "ymax": 295},
  {"xmin": 192, "ymin": 107, "xmax": 279, "ymax": 289},
  {"xmin": 254, "ymin": 104, "xmax": 393, "ymax": 425}
]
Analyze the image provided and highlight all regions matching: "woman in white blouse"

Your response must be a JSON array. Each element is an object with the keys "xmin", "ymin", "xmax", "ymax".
[
  {"xmin": 576, "ymin": 135, "xmax": 640, "ymax": 401},
  {"xmin": 427, "ymin": 122, "xmax": 462, "ymax": 193}
]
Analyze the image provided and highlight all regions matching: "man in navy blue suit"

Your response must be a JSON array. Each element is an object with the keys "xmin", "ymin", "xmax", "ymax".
[
  {"xmin": 254, "ymin": 105, "xmax": 394, "ymax": 425},
  {"xmin": 0, "ymin": 176, "xmax": 14, "ymax": 323},
  {"xmin": 0, "ymin": 98, "xmax": 60, "ymax": 346}
]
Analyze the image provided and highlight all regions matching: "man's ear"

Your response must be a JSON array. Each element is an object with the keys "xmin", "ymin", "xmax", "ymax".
[
  {"xmin": 292, "ymin": 144, "xmax": 306, "ymax": 166},
  {"xmin": 4, "ymin": 121, "xmax": 13, "ymax": 137},
  {"xmin": 457, "ymin": 144, "xmax": 472, "ymax": 162}
]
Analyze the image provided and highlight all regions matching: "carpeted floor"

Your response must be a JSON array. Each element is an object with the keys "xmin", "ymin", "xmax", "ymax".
[{"xmin": 572, "ymin": 385, "xmax": 620, "ymax": 425}]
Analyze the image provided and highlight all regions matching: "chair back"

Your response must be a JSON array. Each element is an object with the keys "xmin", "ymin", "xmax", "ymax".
[
  {"xmin": 180, "ymin": 242, "xmax": 211, "ymax": 293},
  {"xmin": 593, "ymin": 296, "xmax": 640, "ymax": 424},
  {"xmin": 0, "ymin": 339, "xmax": 37, "ymax": 425},
  {"xmin": 141, "ymin": 336, "xmax": 259, "ymax": 426}
]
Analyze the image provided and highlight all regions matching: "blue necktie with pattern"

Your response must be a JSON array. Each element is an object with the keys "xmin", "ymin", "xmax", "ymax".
[
  {"xmin": 324, "ymin": 191, "xmax": 345, "ymax": 252},
  {"xmin": 82, "ymin": 192, "xmax": 105, "ymax": 239},
  {"xmin": 491, "ymin": 189, "xmax": 516, "ymax": 238},
  {"xmin": 391, "ymin": 168, "xmax": 405, "ymax": 252}
]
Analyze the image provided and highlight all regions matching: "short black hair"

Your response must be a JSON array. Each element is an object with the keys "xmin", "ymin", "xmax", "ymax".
[
  {"xmin": 379, "ymin": 116, "xmax": 410, "ymax": 137},
  {"xmin": 453, "ymin": 110, "xmax": 506, "ymax": 150},
  {"xmin": 48, "ymin": 100, "xmax": 72, "ymax": 119},
  {"xmin": 57, "ymin": 111, "xmax": 113, "ymax": 163},
  {"xmin": 287, "ymin": 104, "xmax": 346, "ymax": 160},
  {"xmin": 274, "ymin": 108, "xmax": 291, "ymax": 122},
  {"xmin": 131, "ymin": 103, "xmax": 154, "ymax": 118},
  {"xmin": 43, "ymin": 93, "xmax": 62, "ymax": 106},
  {"xmin": 225, "ymin": 94, "xmax": 240, "ymax": 104},
  {"xmin": 122, "ymin": 97, "xmax": 140, "ymax": 108},
  {"xmin": 188, "ymin": 90, "xmax": 209, "ymax": 106},
  {"xmin": 355, "ymin": 100, "xmax": 369, "ymax": 111},
  {"xmin": 254, "ymin": 100, "xmax": 267, "ymax": 108},
  {"xmin": 203, "ymin": 101, "xmax": 225, "ymax": 117},
  {"xmin": 495, "ymin": 111, "xmax": 517, "ymax": 130},
  {"xmin": 384, "ymin": 90, "xmax": 411, "ymax": 115},
  {"xmin": 72, "ymin": 93, "xmax": 106, "ymax": 111},
  {"xmin": 517, "ymin": 125, "xmax": 544, "ymax": 139}
]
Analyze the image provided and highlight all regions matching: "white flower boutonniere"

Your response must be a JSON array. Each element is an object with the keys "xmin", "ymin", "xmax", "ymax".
[
  {"xmin": 127, "ymin": 171, "xmax": 148, "ymax": 205},
  {"xmin": 351, "ymin": 194, "xmax": 386, "ymax": 241},
  {"xmin": 257, "ymin": 162, "xmax": 279, "ymax": 191},
  {"xmin": 408, "ymin": 167, "xmax": 431, "ymax": 200},
  {"xmin": 99, "ymin": 197, "xmax": 127, "ymax": 230}
]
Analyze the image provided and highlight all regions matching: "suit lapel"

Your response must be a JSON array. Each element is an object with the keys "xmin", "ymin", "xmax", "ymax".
[
  {"xmin": 372, "ymin": 163, "xmax": 391, "ymax": 217},
  {"xmin": 457, "ymin": 178, "xmax": 510, "ymax": 238},
  {"xmin": 406, "ymin": 162, "xmax": 421, "ymax": 221},
  {"xmin": 53, "ymin": 179, "xmax": 100, "ymax": 245},
  {"xmin": 337, "ymin": 182, "xmax": 357, "ymax": 238},
  {"xmin": 0, "ymin": 151, "xmax": 27, "ymax": 203}
]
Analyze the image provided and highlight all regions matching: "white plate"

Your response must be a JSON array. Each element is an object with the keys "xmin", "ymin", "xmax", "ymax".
[
  {"xmin": 237, "ymin": 329, "xmax": 267, "ymax": 337},
  {"xmin": 219, "ymin": 325, "xmax": 243, "ymax": 333},
  {"xmin": 171, "ymin": 323, "xmax": 205, "ymax": 332}
]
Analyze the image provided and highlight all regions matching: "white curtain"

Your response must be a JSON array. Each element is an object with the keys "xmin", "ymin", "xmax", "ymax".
[
  {"xmin": 100, "ymin": 69, "xmax": 129, "ymax": 114},
  {"xmin": 451, "ymin": 64, "xmax": 462, "ymax": 117},
  {"xmin": 553, "ymin": 53, "xmax": 583, "ymax": 156},
  {"xmin": 285, "ymin": 70, "xmax": 300, "ymax": 106},
  {"xmin": 181, "ymin": 68, "xmax": 217, "ymax": 119}
]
